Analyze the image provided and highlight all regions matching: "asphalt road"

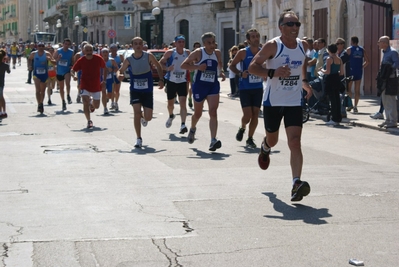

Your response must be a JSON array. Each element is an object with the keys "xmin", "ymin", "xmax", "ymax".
[{"xmin": 0, "ymin": 61, "xmax": 398, "ymax": 266}]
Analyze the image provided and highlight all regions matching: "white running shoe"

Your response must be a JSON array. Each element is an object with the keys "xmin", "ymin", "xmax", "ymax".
[
  {"xmin": 165, "ymin": 114, "xmax": 176, "ymax": 128},
  {"xmin": 370, "ymin": 112, "xmax": 384, "ymax": 120},
  {"xmin": 141, "ymin": 117, "xmax": 148, "ymax": 127},
  {"xmin": 134, "ymin": 138, "xmax": 142, "ymax": 148},
  {"xmin": 326, "ymin": 120, "xmax": 339, "ymax": 126}
]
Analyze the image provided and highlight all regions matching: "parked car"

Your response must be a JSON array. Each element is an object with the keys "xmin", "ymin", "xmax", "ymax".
[{"xmin": 147, "ymin": 49, "xmax": 166, "ymax": 82}]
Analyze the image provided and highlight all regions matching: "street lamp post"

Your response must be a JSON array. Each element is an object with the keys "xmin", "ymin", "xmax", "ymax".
[
  {"xmin": 152, "ymin": 0, "xmax": 161, "ymax": 48},
  {"xmin": 74, "ymin": 16, "xmax": 80, "ymax": 44},
  {"xmin": 56, "ymin": 19, "xmax": 62, "ymax": 43}
]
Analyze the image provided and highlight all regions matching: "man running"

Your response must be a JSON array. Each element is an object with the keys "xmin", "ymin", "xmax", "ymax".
[
  {"xmin": 159, "ymin": 34, "xmax": 191, "ymax": 134},
  {"xmin": 181, "ymin": 32, "xmax": 226, "ymax": 151},
  {"xmin": 71, "ymin": 44, "xmax": 106, "ymax": 128},
  {"xmin": 248, "ymin": 11, "xmax": 313, "ymax": 202},
  {"xmin": 109, "ymin": 43, "xmax": 124, "ymax": 111},
  {"xmin": 28, "ymin": 42, "xmax": 57, "ymax": 114},
  {"xmin": 53, "ymin": 38, "xmax": 74, "ymax": 110},
  {"xmin": 101, "ymin": 48, "xmax": 119, "ymax": 115},
  {"xmin": 116, "ymin": 37, "xmax": 164, "ymax": 148},
  {"xmin": 229, "ymin": 28, "xmax": 263, "ymax": 149}
]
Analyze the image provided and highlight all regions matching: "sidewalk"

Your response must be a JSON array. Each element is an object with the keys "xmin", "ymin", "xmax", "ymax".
[
  {"xmin": 218, "ymin": 79, "xmax": 399, "ymax": 134},
  {"xmin": 308, "ymin": 96, "xmax": 399, "ymax": 134}
]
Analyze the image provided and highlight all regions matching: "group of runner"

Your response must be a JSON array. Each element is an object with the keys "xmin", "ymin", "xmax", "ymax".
[{"xmin": 0, "ymin": 11, "xmax": 313, "ymax": 202}]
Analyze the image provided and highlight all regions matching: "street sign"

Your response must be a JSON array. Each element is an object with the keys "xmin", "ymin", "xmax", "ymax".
[
  {"xmin": 124, "ymin": 14, "xmax": 132, "ymax": 29},
  {"xmin": 82, "ymin": 27, "xmax": 88, "ymax": 34},
  {"xmin": 107, "ymin": 29, "xmax": 116, "ymax": 39}
]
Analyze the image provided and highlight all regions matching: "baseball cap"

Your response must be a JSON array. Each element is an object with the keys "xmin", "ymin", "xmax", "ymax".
[
  {"xmin": 110, "ymin": 43, "xmax": 117, "ymax": 49},
  {"xmin": 175, "ymin": 35, "xmax": 185, "ymax": 42}
]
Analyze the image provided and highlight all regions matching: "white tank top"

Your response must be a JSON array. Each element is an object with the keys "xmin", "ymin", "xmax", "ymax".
[
  {"xmin": 263, "ymin": 37, "xmax": 306, "ymax": 107},
  {"xmin": 167, "ymin": 49, "xmax": 189, "ymax": 83}
]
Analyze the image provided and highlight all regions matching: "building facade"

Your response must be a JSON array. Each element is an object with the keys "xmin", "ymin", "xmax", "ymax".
[{"xmin": 19, "ymin": 0, "xmax": 396, "ymax": 95}]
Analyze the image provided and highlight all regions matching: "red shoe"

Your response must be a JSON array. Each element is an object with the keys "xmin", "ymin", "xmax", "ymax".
[{"xmin": 258, "ymin": 142, "xmax": 270, "ymax": 170}]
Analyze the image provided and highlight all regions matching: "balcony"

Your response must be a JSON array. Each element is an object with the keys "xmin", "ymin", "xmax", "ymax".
[
  {"xmin": 81, "ymin": 0, "xmax": 138, "ymax": 15},
  {"xmin": 44, "ymin": 3, "xmax": 63, "ymax": 22}
]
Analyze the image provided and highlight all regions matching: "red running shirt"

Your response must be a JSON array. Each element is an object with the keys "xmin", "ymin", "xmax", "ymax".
[{"xmin": 72, "ymin": 54, "xmax": 105, "ymax": 92}]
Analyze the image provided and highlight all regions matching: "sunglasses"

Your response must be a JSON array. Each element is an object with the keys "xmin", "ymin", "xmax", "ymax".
[
  {"xmin": 336, "ymin": 42, "xmax": 345, "ymax": 45},
  {"xmin": 281, "ymin": 21, "xmax": 301, "ymax": 27}
]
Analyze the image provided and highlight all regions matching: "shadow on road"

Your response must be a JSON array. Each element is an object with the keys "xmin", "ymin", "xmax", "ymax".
[
  {"xmin": 187, "ymin": 148, "xmax": 230, "ymax": 160},
  {"xmin": 262, "ymin": 192, "xmax": 332, "ymax": 225},
  {"xmin": 165, "ymin": 133, "xmax": 188, "ymax": 143}
]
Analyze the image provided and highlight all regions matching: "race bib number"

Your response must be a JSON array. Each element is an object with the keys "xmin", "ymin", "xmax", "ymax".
[
  {"xmin": 200, "ymin": 70, "xmax": 216, "ymax": 82},
  {"xmin": 134, "ymin": 78, "xmax": 149, "ymax": 89},
  {"xmin": 173, "ymin": 71, "xmax": 185, "ymax": 79},
  {"xmin": 107, "ymin": 73, "xmax": 112, "ymax": 79},
  {"xmin": 279, "ymin": 75, "xmax": 299, "ymax": 90},
  {"xmin": 36, "ymin": 68, "xmax": 46, "ymax": 74},
  {"xmin": 59, "ymin": 59, "xmax": 68, "ymax": 67},
  {"xmin": 249, "ymin": 74, "xmax": 262, "ymax": 83},
  {"xmin": 48, "ymin": 66, "xmax": 54, "ymax": 71}
]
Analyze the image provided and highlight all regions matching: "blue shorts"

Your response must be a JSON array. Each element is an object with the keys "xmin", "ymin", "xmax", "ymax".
[
  {"xmin": 34, "ymin": 74, "xmax": 49, "ymax": 83},
  {"xmin": 113, "ymin": 74, "xmax": 120, "ymax": 85},
  {"xmin": 130, "ymin": 90, "xmax": 153, "ymax": 109},
  {"xmin": 350, "ymin": 69, "xmax": 363, "ymax": 81},
  {"xmin": 192, "ymin": 81, "xmax": 220, "ymax": 102},
  {"xmin": 106, "ymin": 78, "xmax": 113, "ymax": 93}
]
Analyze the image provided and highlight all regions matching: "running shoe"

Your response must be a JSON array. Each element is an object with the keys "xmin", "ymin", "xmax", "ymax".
[
  {"xmin": 62, "ymin": 100, "xmax": 67, "ymax": 111},
  {"xmin": 38, "ymin": 103, "xmax": 44, "ymax": 114},
  {"xmin": 370, "ymin": 112, "xmax": 384, "ymax": 120},
  {"xmin": 104, "ymin": 108, "xmax": 109, "ymax": 115},
  {"xmin": 246, "ymin": 137, "xmax": 257, "ymax": 148},
  {"xmin": 346, "ymin": 106, "xmax": 353, "ymax": 112},
  {"xmin": 115, "ymin": 102, "xmax": 119, "ymax": 111},
  {"xmin": 134, "ymin": 138, "xmax": 142, "ymax": 148},
  {"xmin": 188, "ymin": 97, "xmax": 193, "ymax": 108},
  {"xmin": 353, "ymin": 107, "xmax": 358, "ymax": 113},
  {"xmin": 236, "ymin": 127, "xmax": 245, "ymax": 142},
  {"xmin": 110, "ymin": 102, "xmax": 115, "ymax": 110},
  {"xmin": 209, "ymin": 139, "xmax": 222, "ymax": 151},
  {"xmin": 179, "ymin": 125, "xmax": 188, "ymax": 134},
  {"xmin": 76, "ymin": 95, "xmax": 81, "ymax": 103},
  {"xmin": 258, "ymin": 141, "xmax": 271, "ymax": 170},
  {"xmin": 141, "ymin": 117, "xmax": 148, "ymax": 127},
  {"xmin": 165, "ymin": 114, "xmax": 176, "ymax": 128},
  {"xmin": 47, "ymin": 99, "xmax": 52, "ymax": 105},
  {"xmin": 187, "ymin": 128, "xmax": 196, "ymax": 144},
  {"xmin": 0, "ymin": 113, "xmax": 7, "ymax": 118},
  {"xmin": 291, "ymin": 180, "xmax": 311, "ymax": 202},
  {"xmin": 67, "ymin": 95, "xmax": 72, "ymax": 104},
  {"xmin": 87, "ymin": 120, "xmax": 93, "ymax": 128}
]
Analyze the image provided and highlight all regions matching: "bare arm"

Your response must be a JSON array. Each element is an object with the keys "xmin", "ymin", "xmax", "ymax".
[
  {"xmin": 149, "ymin": 53, "xmax": 164, "ymax": 89},
  {"xmin": 215, "ymin": 49, "xmax": 226, "ymax": 81},
  {"xmin": 363, "ymin": 49, "xmax": 370, "ymax": 68},
  {"xmin": 181, "ymin": 49, "xmax": 205, "ymax": 71},
  {"xmin": 320, "ymin": 57, "xmax": 332, "ymax": 74},
  {"xmin": 159, "ymin": 49, "xmax": 173, "ymax": 71},
  {"xmin": 116, "ymin": 58, "xmax": 130, "ymax": 81},
  {"xmin": 229, "ymin": 49, "xmax": 246, "ymax": 77}
]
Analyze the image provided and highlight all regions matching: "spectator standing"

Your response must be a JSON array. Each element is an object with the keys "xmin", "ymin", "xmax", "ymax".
[
  {"xmin": 376, "ymin": 36, "xmax": 399, "ymax": 129},
  {"xmin": 345, "ymin": 36, "xmax": 370, "ymax": 113}
]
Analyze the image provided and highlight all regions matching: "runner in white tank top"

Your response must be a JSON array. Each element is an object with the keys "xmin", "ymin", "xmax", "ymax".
[
  {"xmin": 160, "ymin": 35, "xmax": 191, "ymax": 134},
  {"xmin": 248, "ymin": 11, "xmax": 313, "ymax": 202}
]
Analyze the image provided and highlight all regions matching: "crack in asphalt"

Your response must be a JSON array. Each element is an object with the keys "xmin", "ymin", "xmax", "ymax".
[{"xmin": 152, "ymin": 238, "xmax": 182, "ymax": 267}]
